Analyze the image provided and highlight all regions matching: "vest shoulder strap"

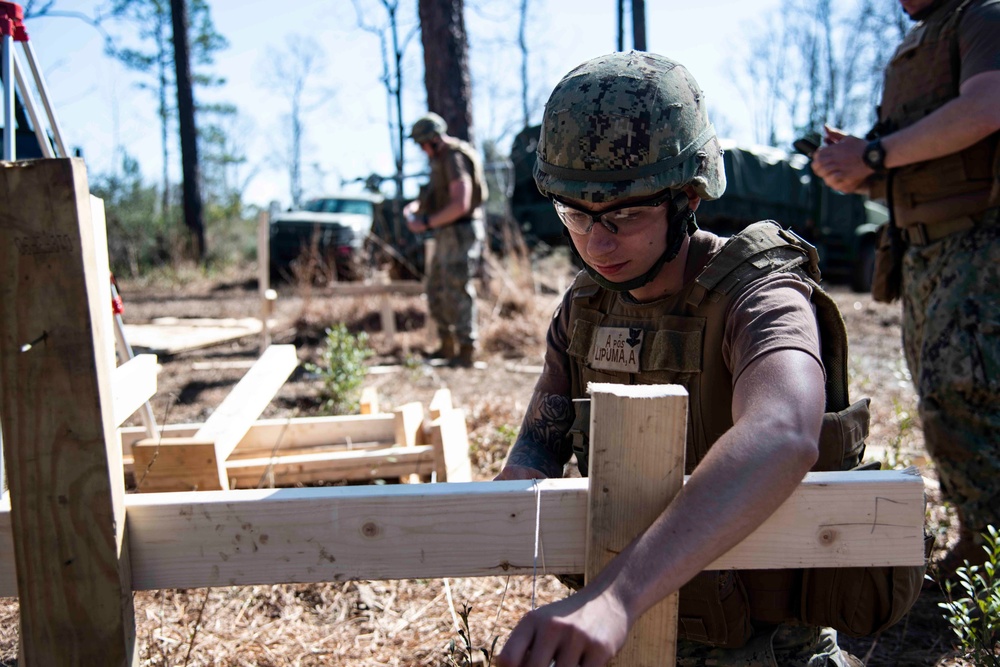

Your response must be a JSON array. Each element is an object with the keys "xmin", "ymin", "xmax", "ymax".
[{"xmin": 686, "ymin": 221, "xmax": 821, "ymax": 309}]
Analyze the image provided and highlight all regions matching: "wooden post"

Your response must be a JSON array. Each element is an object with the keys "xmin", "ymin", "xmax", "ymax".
[
  {"xmin": 587, "ymin": 383, "xmax": 687, "ymax": 667},
  {"xmin": 0, "ymin": 159, "xmax": 136, "ymax": 665},
  {"xmin": 256, "ymin": 209, "xmax": 273, "ymax": 352},
  {"xmin": 377, "ymin": 272, "xmax": 397, "ymax": 343}
]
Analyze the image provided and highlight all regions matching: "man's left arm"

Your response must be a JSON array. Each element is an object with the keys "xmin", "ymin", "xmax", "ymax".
[{"xmin": 813, "ymin": 70, "xmax": 1000, "ymax": 193}]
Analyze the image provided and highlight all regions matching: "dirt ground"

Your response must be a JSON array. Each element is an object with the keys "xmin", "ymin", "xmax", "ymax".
[{"xmin": 0, "ymin": 252, "xmax": 981, "ymax": 666}]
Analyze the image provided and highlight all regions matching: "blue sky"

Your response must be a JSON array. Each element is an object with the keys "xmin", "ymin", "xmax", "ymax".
[{"xmin": 20, "ymin": 0, "xmax": 781, "ymax": 208}]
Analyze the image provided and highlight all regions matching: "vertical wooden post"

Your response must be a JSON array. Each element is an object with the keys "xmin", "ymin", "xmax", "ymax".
[
  {"xmin": 0, "ymin": 159, "xmax": 137, "ymax": 665},
  {"xmin": 586, "ymin": 383, "xmax": 687, "ymax": 667},
  {"xmin": 257, "ymin": 210, "xmax": 273, "ymax": 351}
]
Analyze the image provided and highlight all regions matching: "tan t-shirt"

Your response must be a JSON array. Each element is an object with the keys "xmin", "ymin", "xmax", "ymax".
[{"xmin": 959, "ymin": 0, "xmax": 1000, "ymax": 83}]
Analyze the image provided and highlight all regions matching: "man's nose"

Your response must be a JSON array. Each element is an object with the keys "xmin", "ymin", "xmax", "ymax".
[{"xmin": 586, "ymin": 220, "xmax": 618, "ymax": 256}]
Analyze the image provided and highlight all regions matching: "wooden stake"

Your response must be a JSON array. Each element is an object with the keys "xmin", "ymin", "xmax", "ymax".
[
  {"xmin": 587, "ymin": 383, "xmax": 688, "ymax": 667},
  {"xmin": 0, "ymin": 158, "xmax": 136, "ymax": 665}
]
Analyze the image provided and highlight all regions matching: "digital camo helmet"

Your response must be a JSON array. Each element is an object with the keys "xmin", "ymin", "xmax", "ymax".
[
  {"xmin": 410, "ymin": 113, "xmax": 447, "ymax": 143},
  {"xmin": 534, "ymin": 51, "xmax": 725, "ymax": 205}
]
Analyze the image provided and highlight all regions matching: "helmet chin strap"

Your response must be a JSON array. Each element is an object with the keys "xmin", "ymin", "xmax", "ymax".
[{"xmin": 571, "ymin": 191, "xmax": 698, "ymax": 293}]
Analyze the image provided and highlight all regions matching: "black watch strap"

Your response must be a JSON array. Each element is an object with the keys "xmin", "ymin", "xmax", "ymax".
[{"xmin": 862, "ymin": 138, "xmax": 887, "ymax": 172}]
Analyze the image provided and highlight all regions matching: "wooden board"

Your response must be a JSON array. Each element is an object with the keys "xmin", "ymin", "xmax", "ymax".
[
  {"xmin": 0, "ymin": 158, "xmax": 136, "ymax": 663},
  {"xmin": 428, "ymin": 387, "xmax": 453, "ymax": 420},
  {"xmin": 360, "ymin": 387, "xmax": 380, "ymax": 415},
  {"xmin": 587, "ymin": 384, "xmax": 687, "ymax": 667},
  {"xmin": 195, "ymin": 344, "xmax": 298, "ymax": 462},
  {"xmin": 131, "ymin": 438, "xmax": 223, "ymax": 492},
  {"xmin": 0, "ymin": 470, "xmax": 925, "ymax": 596},
  {"xmin": 319, "ymin": 281, "xmax": 425, "ymax": 297},
  {"xmin": 428, "ymin": 408, "xmax": 472, "ymax": 482},
  {"xmin": 121, "ymin": 317, "xmax": 265, "ymax": 355},
  {"xmin": 225, "ymin": 445, "xmax": 438, "ymax": 488},
  {"xmin": 119, "ymin": 413, "xmax": 397, "ymax": 459},
  {"xmin": 394, "ymin": 402, "xmax": 425, "ymax": 483},
  {"xmin": 112, "ymin": 354, "xmax": 157, "ymax": 427}
]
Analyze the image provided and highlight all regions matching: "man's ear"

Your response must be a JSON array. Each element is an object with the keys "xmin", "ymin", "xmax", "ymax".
[{"xmin": 682, "ymin": 185, "xmax": 702, "ymax": 212}]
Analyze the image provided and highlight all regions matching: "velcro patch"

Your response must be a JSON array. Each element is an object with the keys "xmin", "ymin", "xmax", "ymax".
[{"xmin": 589, "ymin": 326, "xmax": 643, "ymax": 373}]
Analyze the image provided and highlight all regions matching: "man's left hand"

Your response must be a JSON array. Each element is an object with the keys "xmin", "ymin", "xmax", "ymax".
[
  {"xmin": 406, "ymin": 215, "xmax": 429, "ymax": 234},
  {"xmin": 812, "ymin": 134, "xmax": 872, "ymax": 194},
  {"xmin": 496, "ymin": 586, "xmax": 630, "ymax": 667}
]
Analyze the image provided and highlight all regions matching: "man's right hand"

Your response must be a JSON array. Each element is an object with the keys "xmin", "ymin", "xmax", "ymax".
[
  {"xmin": 493, "ymin": 465, "xmax": 548, "ymax": 481},
  {"xmin": 823, "ymin": 124, "xmax": 849, "ymax": 145}
]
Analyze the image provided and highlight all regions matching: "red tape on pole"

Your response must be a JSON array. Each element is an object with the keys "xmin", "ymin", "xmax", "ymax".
[{"xmin": 0, "ymin": 2, "xmax": 27, "ymax": 41}]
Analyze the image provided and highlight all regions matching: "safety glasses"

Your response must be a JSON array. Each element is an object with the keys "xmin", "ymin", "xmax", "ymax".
[{"xmin": 550, "ymin": 190, "xmax": 673, "ymax": 235}]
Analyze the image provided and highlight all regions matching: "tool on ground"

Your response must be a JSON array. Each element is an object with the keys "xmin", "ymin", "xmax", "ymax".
[{"xmin": 2, "ymin": 1, "xmax": 158, "ymax": 439}]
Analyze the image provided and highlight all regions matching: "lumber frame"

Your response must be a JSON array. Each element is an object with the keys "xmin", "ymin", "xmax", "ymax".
[
  {"xmin": 131, "ymin": 344, "xmax": 298, "ymax": 491},
  {"xmin": 120, "ymin": 412, "xmax": 452, "ymax": 488},
  {"xmin": 0, "ymin": 158, "xmax": 136, "ymax": 664}
]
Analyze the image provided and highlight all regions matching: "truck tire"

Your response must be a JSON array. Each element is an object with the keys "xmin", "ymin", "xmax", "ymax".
[{"xmin": 851, "ymin": 238, "xmax": 876, "ymax": 293}]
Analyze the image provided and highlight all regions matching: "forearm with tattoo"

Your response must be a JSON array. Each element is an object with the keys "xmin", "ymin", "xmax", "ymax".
[{"xmin": 504, "ymin": 392, "xmax": 574, "ymax": 478}]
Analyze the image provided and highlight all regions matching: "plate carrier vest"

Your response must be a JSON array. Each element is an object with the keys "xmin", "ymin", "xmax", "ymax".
[
  {"xmin": 869, "ymin": 0, "xmax": 1000, "ymax": 229},
  {"xmin": 565, "ymin": 221, "xmax": 877, "ymax": 647}
]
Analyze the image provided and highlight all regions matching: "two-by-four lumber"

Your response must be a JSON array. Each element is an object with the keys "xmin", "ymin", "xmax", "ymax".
[
  {"xmin": 428, "ymin": 387, "xmax": 453, "ymax": 420},
  {"xmin": 395, "ymin": 401, "xmax": 426, "ymax": 483},
  {"xmin": 131, "ymin": 344, "xmax": 298, "ymax": 492},
  {"xmin": 0, "ymin": 158, "xmax": 136, "ymax": 664},
  {"xmin": 0, "ymin": 469, "xmax": 925, "ymax": 596},
  {"xmin": 587, "ymin": 384, "xmax": 688, "ymax": 667},
  {"xmin": 118, "ymin": 413, "xmax": 397, "ymax": 459},
  {"xmin": 224, "ymin": 445, "xmax": 438, "ymax": 488},
  {"xmin": 112, "ymin": 353, "xmax": 158, "ymax": 427},
  {"xmin": 360, "ymin": 387, "xmax": 380, "ymax": 415},
  {"xmin": 429, "ymin": 408, "xmax": 472, "ymax": 483}
]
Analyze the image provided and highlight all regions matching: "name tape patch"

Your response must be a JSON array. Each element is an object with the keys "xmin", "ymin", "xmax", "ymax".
[{"xmin": 589, "ymin": 326, "xmax": 643, "ymax": 373}]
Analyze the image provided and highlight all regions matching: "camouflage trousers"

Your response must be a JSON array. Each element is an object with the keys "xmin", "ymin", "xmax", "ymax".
[
  {"xmin": 901, "ymin": 212, "xmax": 1000, "ymax": 535},
  {"xmin": 677, "ymin": 624, "xmax": 856, "ymax": 667},
  {"xmin": 427, "ymin": 219, "xmax": 482, "ymax": 346}
]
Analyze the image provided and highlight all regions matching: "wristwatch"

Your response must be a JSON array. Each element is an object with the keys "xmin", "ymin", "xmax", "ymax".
[{"xmin": 862, "ymin": 138, "xmax": 887, "ymax": 173}]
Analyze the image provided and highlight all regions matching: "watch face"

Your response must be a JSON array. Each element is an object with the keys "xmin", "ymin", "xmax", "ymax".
[{"xmin": 864, "ymin": 142, "xmax": 884, "ymax": 169}]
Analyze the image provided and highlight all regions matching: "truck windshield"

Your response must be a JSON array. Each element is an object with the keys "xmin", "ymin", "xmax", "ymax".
[{"xmin": 303, "ymin": 198, "xmax": 373, "ymax": 216}]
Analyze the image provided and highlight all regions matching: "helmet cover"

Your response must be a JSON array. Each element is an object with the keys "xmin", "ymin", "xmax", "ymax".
[
  {"xmin": 410, "ymin": 113, "xmax": 448, "ymax": 143},
  {"xmin": 534, "ymin": 51, "xmax": 726, "ymax": 204}
]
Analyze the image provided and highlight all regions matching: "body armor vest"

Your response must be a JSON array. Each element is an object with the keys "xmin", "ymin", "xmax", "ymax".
[
  {"xmin": 870, "ymin": 0, "xmax": 1000, "ymax": 227},
  {"xmin": 565, "ymin": 221, "xmax": 872, "ymax": 646},
  {"xmin": 422, "ymin": 138, "xmax": 488, "ymax": 218}
]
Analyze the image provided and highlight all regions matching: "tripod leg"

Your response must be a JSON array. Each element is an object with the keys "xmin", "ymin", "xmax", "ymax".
[
  {"xmin": 21, "ymin": 40, "xmax": 66, "ymax": 157},
  {"xmin": 11, "ymin": 45, "xmax": 52, "ymax": 158},
  {"xmin": 2, "ymin": 33, "xmax": 14, "ymax": 161}
]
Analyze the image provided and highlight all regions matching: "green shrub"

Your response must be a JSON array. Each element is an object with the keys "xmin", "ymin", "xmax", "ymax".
[
  {"xmin": 938, "ymin": 525, "xmax": 1000, "ymax": 666},
  {"xmin": 306, "ymin": 324, "xmax": 374, "ymax": 414}
]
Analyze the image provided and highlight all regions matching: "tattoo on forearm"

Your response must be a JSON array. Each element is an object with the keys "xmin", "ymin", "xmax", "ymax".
[{"xmin": 505, "ymin": 393, "xmax": 574, "ymax": 478}]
